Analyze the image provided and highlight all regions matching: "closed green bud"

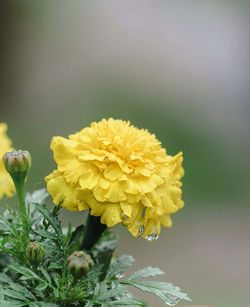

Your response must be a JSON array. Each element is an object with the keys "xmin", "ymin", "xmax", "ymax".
[
  {"xmin": 3, "ymin": 150, "xmax": 31, "ymax": 185},
  {"xmin": 67, "ymin": 251, "xmax": 94, "ymax": 280},
  {"xmin": 3, "ymin": 150, "xmax": 31, "ymax": 245},
  {"xmin": 26, "ymin": 242, "xmax": 45, "ymax": 266}
]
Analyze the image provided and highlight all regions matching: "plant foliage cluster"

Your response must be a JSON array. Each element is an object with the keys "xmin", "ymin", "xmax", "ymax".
[{"xmin": 0, "ymin": 189, "xmax": 190, "ymax": 307}]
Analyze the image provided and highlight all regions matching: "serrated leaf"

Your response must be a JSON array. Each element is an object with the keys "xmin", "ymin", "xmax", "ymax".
[
  {"xmin": 39, "ymin": 267, "xmax": 51, "ymax": 284},
  {"xmin": 106, "ymin": 255, "xmax": 134, "ymax": 281},
  {"xmin": 34, "ymin": 204, "xmax": 63, "ymax": 243},
  {"xmin": 0, "ymin": 219, "xmax": 12, "ymax": 234},
  {"xmin": 0, "ymin": 272, "xmax": 13, "ymax": 284},
  {"xmin": 0, "ymin": 288, "xmax": 27, "ymax": 301},
  {"xmin": 8, "ymin": 264, "xmax": 41, "ymax": 281},
  {"xmin": 34, "ymin": 229, "xmax": 57, "ymax": 240},
  {"xmin": 97, "ymin": 282, "xmax": 124, "ymax": 300},
  {"xmin": 0, "ymin": 273, "xmax": 36, "ymax": 300},
  {"xmin": 26, "ymin": 189, "xmax": 48, "ymax": 204},
  {"xmin": 126, "ymin": 267, "xmax": 164, "ymax": 281},
  {"xmin": 48, "ymin": 262, "xmax": 63, "ymax": 270},
  {"xmin": 121, "ymin": 280, "xmax": 191, "ymax": 306}
]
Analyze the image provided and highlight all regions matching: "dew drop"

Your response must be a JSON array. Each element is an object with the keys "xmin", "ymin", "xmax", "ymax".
[
  {"xmin": 122, "ymin": 213, "xmax": 129, "ymax": 221},
  {"xmin": 115, "ymin": 272, "xmax": 124, "ymax": 278},
  {"xmin": 145, "ymin": 233, "xmax": 159, "ymax": 241},
  {"xmin": 166, "ymin": 295, "xmax": 180, "ymax": 306},
  {"xmin": 138, "ymin": 224, "xmax": 145, "ymax": 236}
]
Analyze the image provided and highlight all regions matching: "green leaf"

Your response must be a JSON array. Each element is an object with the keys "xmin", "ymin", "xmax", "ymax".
[
  {"xmin": 0, "ymin": 272, "xmax": 13, "ymax": 284},
  {"xmin": 109, "ymin": 300, "xmax": 143, "ymax": 306},
  {"xmin": 34, "ymin": 204, "xmax": 63, "ymax": 242},
  {"xmin": 96, "ymin": 282, "xmax": 124, "ymax": 300},
  {"xmin": 0, "ymin": 219, "xmax": 12, "ymax": 234},
  {"xmin": 39, "ymin": 267, "xmax": 51, "ymax": 284},
  {"xmin": 35, "ymin": 282, "xmax": 48, "ymax": 292},
  {"xmin": 53, "ymin": 273, "xmax": 60, "ymax": 288},
  {"xmin": 121, "ymin": 280, "xmax": 191, "ymax": 306},
  {"xmin": 26, "ymin": 189, "xmax": 48, "ymax": 204},
  {"xmin": 0, "ymin": 273, "xmax": 36, "ymax": 300},
  {"xmin": 67, "ymin": 224, "xmax": 84, "ymax": 249},
  {"xmin": 0, "ymin": 289, "xmax": 27, "ymax": 301},
  {"xmin": 0, "ymin": 301, "xmax": 27, "ymax": 307},
  {"xmin": 95, "ymin": 229, "xmax": 118, "ymax": 252},
  {"xmin": 126, "ymin": 267, "xmax": 164, "ymax": 281},
  {"xmin": 94, "ymin": 229, "xmax": 118, "ymax": 281},
  {"xmin": 8, "ymin": 264, "xmax": 42, "ymax": 281},
  {"xmin": 34, "ymin": 229, "xmax": 57, "ymax": 240},
  {"xmin": 48, "ymin": 262, "xmax": 63, "ymax": 270},
  {"xmin": 38, "ymin": 303, "xmax": 59, "ymax": 307},
  {"xmin": 106, "ymin": 255, "xmax": 134, "ymax": 281}
]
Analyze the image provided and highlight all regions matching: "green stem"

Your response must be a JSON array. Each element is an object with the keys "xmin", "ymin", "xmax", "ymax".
[
  {"xmin": 13, "ymin": 175, "xmax": 29, "ymax": 248},
  {"xmin": 80, "ymin": 213, "xmax": 106, "ymax": 251}
]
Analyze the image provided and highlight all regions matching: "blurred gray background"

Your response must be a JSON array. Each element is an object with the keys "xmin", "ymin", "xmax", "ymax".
[{"xmin": 0, "ymin": 1, "xmax": 249, "ymax": 306}]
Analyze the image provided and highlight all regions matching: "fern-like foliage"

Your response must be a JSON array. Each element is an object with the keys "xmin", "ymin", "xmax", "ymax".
[{"xmin": 0, "ymin": 189, "xmax": 191, "ymax": 307}]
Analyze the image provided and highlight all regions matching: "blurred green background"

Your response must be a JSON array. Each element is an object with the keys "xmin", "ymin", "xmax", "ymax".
[{"xmin": 0, "ymin": 1, "xmax": 249, "ymax": 306}]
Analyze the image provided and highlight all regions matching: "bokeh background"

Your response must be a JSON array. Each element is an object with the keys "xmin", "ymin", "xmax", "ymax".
[{"xmin": 0, "ymin": 1, "xmax": 249, "ymax": 306}]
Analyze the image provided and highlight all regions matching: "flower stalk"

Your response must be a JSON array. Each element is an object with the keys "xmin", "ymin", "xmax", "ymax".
[
  {"xmin": 2, "ymin": 150, "xmax": 31, "ymax": 248},
  {"xmin": 80, "ymin": 213, "xmax": 106, "ymax": 250},
  {"xmin": 15, "ymin": 177, "xmax": 29, "ymax": 243}
]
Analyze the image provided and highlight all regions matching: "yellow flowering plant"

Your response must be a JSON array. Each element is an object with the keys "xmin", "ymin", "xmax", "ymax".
[
  {"xmin": 46, "ymin": 118, "xmax": 184, "ymax": 240},
  {"xmin": 0, "ymin": 123, "xmax": 15, "ymax": 199},
  {"xmin": 0, "ymin": 119, "xmax": 190, "ymax": 306}
]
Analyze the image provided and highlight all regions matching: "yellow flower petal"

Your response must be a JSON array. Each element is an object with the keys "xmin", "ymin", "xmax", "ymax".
[
  {"xmin": 100, "ymin": 203, "xmax": 122, "ymax": 227},
  {"xmin": 103, "ymin": 164, "xmax": 124, "ymax": 181},
  {"xmin": 0, "ymin": 123, "xmax": 15, "ymax": 199},
  {"xmin": 45, "ymin": 170, "xmax": 88, "ymax": 211},
  {"xmin": 45, "ymin": 118, "xmax": 184, "ymax": 239},
  {"xmin": 143, "ymin": 219, "xmax": 161, "ymax": 239}
]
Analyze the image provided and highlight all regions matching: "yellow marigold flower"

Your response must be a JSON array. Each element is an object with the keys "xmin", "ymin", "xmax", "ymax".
[
  {"xmin": 0, "ymin": 123, "xmax": 15, "ymax": 198},
  {"xmin": 45, "ymin": 118, "xmax": 184, "ymax": 239}
]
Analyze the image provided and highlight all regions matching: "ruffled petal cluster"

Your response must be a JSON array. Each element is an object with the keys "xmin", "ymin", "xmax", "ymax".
[
  {"xmin": 0, "ymin": 123, "xmax": 15, "ymax": 198},
  {"xmin": 45, "ymin": 119, "xmax": 184, "ymax": 239}
]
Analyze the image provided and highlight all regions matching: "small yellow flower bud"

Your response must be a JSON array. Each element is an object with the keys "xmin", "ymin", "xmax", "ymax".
[
  {"xmin": 26, "ymin": 242, "xmax": 45, "ymax": 266},
  {"xmin": 67, "ymin": 251, "xmax": 94, "ymax": 280}
]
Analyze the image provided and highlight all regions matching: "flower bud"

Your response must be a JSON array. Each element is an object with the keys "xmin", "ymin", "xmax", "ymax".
[
  {"xmin": 67, "ymin": 251, "xmax": 94, "ymax": 280},
  {"xmin": 2, "ymin": 150, "xmax": 31, "ymax": 184},
  {"xmin": 26, "ymin": 242, "xmax": 45, "ymax": 266}
]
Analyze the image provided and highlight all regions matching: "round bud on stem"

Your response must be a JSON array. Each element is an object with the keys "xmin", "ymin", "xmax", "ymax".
[
  {"xmin": 2, "ymin": 150, "xmax": 31, "ymax": 184},
  {"xmin": 67, "ymin": 251, "xmax": 94, "ymax": 280},
  {"xmin": 2, "ymin": 150, "xmax": 32, "ymax": 248},
  {"xmin": 26, "ymin": 242, "xmax": 45, "ymax": 266}
]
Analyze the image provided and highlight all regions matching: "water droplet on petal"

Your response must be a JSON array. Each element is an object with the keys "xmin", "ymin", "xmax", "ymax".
[
  {"xmin": 145, "ymin": 233, "xmax": 159, "ymax": 241},
  {"xmin": 122, "ymin": 213, "xmax": 129, "ymax": 221},
  {"xmin": 138, "ymin": 224, "xmax": 145, "ymax": 236}
]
